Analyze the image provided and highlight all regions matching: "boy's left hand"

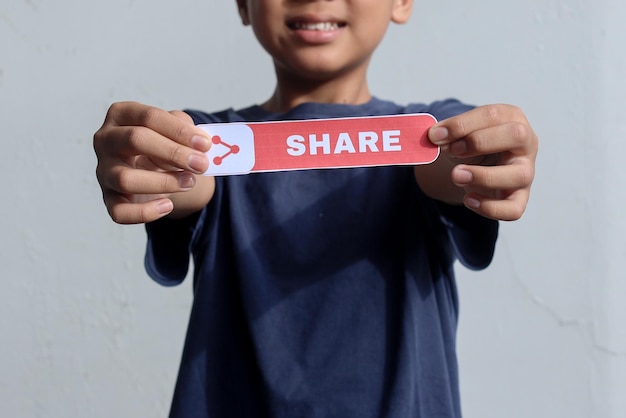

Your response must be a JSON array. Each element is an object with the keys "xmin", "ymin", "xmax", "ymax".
[{"xmin": 428, "ymin": 104, "xmax": 538, "ymax": 221}]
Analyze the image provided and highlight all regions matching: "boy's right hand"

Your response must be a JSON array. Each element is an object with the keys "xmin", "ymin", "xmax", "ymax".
[{"xmin": 93, "ymin": 102, "xmax": 212, "ymax": 224}]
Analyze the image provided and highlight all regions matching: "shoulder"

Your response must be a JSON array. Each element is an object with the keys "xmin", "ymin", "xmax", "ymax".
[
  {"xmin": 184, "ymin": 108, "xmax": 238, "ymax": 124},
  {"xmin": 184, "ymin": 98, "xmax": 474, "ymax": 124},
  {"xmin": 371, "ymin": 97, "xmax": 474, "ymax": 121},
  {"xmin": 399, "ymin": 98, "xmax": 475, "ymax": 121},
  {"xmin": 184, "ymin": 104, "xmax": 268, "ymax": 125}
]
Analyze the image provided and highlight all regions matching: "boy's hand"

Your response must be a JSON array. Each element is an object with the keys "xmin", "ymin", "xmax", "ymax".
[
  {"xmin": 428, "ymin": 104, "xmax": 538, "ymax": 221},
  {"xmin": 93, "ymin": 102, "xmax": 211, "ymax": 224}
]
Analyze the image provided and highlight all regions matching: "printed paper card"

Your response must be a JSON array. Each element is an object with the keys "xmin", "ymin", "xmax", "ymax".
[{"xmin": 198, "ymin": 113, "xmax": 438, "ymax": 176}]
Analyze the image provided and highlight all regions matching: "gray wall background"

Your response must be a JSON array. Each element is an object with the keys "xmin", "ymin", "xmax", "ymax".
[{"xmin": 2, "ymin": 0, "xmax": 625, "ymax": 416}]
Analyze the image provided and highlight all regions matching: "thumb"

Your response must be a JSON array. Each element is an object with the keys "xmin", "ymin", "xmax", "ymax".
[{"xmin": 428, "ymin": 124, "xmax": 451, "ymax": 146}]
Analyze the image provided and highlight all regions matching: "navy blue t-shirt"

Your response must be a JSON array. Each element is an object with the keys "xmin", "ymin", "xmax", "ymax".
[{"xmin": 145, "ymin": 98, "xmax": 498, "ymax": 417}]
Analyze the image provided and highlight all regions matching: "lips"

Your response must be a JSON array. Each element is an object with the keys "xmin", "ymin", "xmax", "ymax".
[{"xmin": 285, "ymin": 15, "xmax": 347, "ymax": 44}]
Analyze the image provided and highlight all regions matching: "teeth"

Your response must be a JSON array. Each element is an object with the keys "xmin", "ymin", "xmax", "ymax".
[{"xmin": 293, "ymin": 22, "xmax": 340, "ymax": 31}]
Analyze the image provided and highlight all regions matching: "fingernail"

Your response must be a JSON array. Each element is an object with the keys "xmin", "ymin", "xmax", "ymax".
[
  {"xmin": 450, "ymin": 140, "xmax": 467, "ymax": 156},
  {"xmin": 465, "ymin": 196, "xmax": 481, "ymax": 209},
  {"xmin": 157, "ymin": 200, "xmax": 173, "ymax": 215},
  {"xmin": 455, "ymin": 169, "xmax": 473, "ymax": 184},
  {"xmin": 430, "ymin": 126, "xmax": 449, "ymax": 144},
  {"xmin": 191, "ymin": 135, "xmax": 210, "ymax": 151},
  {"xmin": 188, "ymin": 154, "xmax": 207, "ymax": 173},
  {"xmin": 178, "ymin": 172, "xmax": 195, "ymax": 189}
]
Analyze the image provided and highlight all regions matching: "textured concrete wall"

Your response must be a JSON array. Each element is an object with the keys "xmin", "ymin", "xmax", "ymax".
[{"xmin": 1, "ymin": 0, "xmax": 624, "ymax": 416}]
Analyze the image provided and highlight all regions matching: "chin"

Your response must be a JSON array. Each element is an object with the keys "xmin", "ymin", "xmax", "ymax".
[{"xmin": 276, "ymin": 58, "xmax": 367, "ymax": 83}]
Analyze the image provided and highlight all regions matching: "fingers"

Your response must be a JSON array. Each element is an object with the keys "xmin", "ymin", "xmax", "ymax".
[
  {"xmin": 444, "ymin": 122, "xmax": 534, "ymax": 159},
  {"xmin": 427, "ymin": 104, "xmax": 538, "ymax": 221},
  {"xmin": 462, "ymin": 188, "xmax": 530, "ymax": 222},
  {"xmin": 95, "ymin": 102, "xmax": 211, "ymax": 174},
  {"xmin": 451, "ymin": 163, "xmax": 533, "ymax": 221},
  {"xmin": 430, "ymin": 105, "xmax": 537, "ymax": 156},
  {"xmin": 101, "ymin": 164, "xmax": 197, "ymax": 195},
  {"xmin": 99, "ymin": 125, "xmax": 209, "ymax": 174},
  {"xmin": 169, "ymin": 109, "xmax": 194, "ymax": 124},
  {"xmin": 452, "ymin": 163, "xmax": 534, "ymax": 191},
  {"xmin": 430, "ymin": 104, "xmax": 526, "ymax": 144},
  {"xmin": 93, "ymin": 101, "xmax": 212, "ymax": 224},
  {"xmin": 104, "ymin": 102, "xmax": 210, "ymax": 152},
  {"xmin": 104, "ymin": 194, "xmax": 174, "ymax": 225},
  {"xmin": 96, "ymin": 164, "xmax": 198, "ymax": 224}
]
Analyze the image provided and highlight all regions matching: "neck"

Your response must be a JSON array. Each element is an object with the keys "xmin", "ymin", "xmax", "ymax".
[{"xmin": 262, "ymin": 66, "xmax": 372, "ymax": 113}]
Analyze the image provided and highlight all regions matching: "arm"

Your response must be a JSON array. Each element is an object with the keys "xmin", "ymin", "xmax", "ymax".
[
  {"xmin": 414, "ymin": 104, "xmax": 538, "ymax": 221},
  {"xmin": 93, "ymin": 101, "xmax": 215, "ymax": 224}
]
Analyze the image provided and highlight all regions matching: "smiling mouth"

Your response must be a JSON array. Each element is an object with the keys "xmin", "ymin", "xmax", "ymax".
[{"xmin": 287, "ymin": 21, "xmax": 346, "ymax": 31}]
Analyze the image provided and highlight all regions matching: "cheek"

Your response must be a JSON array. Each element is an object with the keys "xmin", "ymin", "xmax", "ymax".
[
  {"xmin": 352, "ymin": 24, "xmax": 390, "ymax": 51},
  {"xmin": 352, "ymin": 7, "xmax": 393, "ymax": 40},
  {"xmin": 252, "ymin": 29, "xmax": 283, "ymax": 60},
  {"xmin": 249, "ymin": 17, "xmax": 278, "ymax": 51}
]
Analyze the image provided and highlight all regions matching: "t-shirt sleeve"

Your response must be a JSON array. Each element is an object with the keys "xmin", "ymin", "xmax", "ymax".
[
  {"xmin": 144, "ymin": 212, "xmax": 200, "ymax": 286},
  {"xmin": 142, "ymin": 108, "xmax": 226, "ymax": 286},
  {"xmin": 436, "ymin": 203, "xmax": 499, "ymax": 270},
  {"xmin": 415, "ymin": 98, "xmax": 498, "ymax": 270}
]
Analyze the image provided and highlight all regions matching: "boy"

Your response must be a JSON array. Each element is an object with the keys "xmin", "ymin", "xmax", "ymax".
[{"xmin": 94, "ymin": 0, "xmax": 537, "ymax": 416}]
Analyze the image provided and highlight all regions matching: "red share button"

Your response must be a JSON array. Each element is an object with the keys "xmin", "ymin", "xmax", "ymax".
[{"xmin": 198, "ymin": 113, "xmax": 438, "ymax": 176}]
